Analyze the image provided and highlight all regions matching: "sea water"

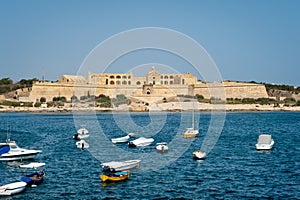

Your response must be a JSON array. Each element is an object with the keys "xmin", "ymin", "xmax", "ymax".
[{"xmin": 0, "ymin": 112, "xmax": 299, "ymax": 199}]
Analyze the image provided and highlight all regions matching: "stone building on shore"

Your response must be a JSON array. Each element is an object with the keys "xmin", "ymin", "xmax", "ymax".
[{"xmin": 17, "ymin": 66, "xmax": 268, "ymax": 104}]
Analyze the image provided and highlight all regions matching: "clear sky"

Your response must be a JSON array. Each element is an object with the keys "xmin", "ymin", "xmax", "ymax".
[{"xmin": 0, "ymin": 0, "xmax": 299, "ymax": 86}]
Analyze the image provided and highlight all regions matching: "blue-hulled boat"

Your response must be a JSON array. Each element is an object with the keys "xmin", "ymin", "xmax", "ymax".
[{"xmin": 20, "ymin": 170, "xmax": 45, "ymax": 186}]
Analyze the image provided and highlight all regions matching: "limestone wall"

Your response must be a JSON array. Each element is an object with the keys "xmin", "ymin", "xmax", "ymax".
[
  {"xmin": 194, "ymin": 81, "xmax": 268, "ymax": 99},
  {"xmin": 28, "ymin": 79, "xmax": 268, "ymax": 103}
]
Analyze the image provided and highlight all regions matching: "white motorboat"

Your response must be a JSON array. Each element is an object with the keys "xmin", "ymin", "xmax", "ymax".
[
  {"xmin": 0, "ymin": 140, "xmax": 42, "ymax": 161},
  {"xmin": 19, "ymin": 162, "xmax": 46, "ymax": 169},
  {"xmin": 101, "ymin": 159, "xmax": 141, "ymax": 172},
  {"xmin": 76, "ymin": 140, "xmax": 89, "ymax": 149},
  {"xmin": 111, "ymin": 133, "xmax": 135, "ymax": 144},
  {"xmin": 256, "ymin": 134, "xmax": 274, "ymax": 150},
  {"xmin": 156, "ymin": 142, "xmax": 168, "ymax": 152},
  {"xmin": 128, "ymin": 137, "xmax": 154, "ymax": 147},
  {"xmin": 0, "ymin": 181, "xmax": 27, "ymax": 196},
  {"xmin": 192, "ymin": 150, "xmax": 206, "ymax": 160}
]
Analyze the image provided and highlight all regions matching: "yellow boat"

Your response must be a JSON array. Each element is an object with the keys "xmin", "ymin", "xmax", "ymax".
[{"xmin": 100, "ymin": 171, "xmax": 130, "ymax": 182}]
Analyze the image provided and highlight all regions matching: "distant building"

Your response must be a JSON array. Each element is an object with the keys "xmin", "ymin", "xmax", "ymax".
[{"xmin": 25, "ymin": 66, "xmax": 268, "ymax": 103}]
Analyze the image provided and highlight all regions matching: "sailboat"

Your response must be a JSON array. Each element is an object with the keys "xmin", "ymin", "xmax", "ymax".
[{"xmin": 184, "ymin": 101, "xmax": 199, "ymax": 138}]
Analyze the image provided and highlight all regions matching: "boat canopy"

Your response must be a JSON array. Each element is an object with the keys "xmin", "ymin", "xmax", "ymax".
[{"xmin": 0, "ymin": 145, "xmax": 10, "ymax": 155}]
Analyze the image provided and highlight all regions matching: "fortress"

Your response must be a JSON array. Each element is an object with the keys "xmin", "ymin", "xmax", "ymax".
[{"xmin": 18, "ymin": 67, "xmax": 268, "ymax": 104}]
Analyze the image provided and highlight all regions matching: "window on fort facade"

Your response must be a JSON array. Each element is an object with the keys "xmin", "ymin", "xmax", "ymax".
[
  {"xmin": 170, "ymin": 76, "xmax": 173, "ymax": 79},
  {"xmin": 136, "ymin": 81, "xmax": 141, "ymax": 85},
  {"xmin": 170, "ymin": 81, "xmax": 173, "ymax": 85},
  {"xmin": 153, "ymin": 77, "xmax": 155, "ymax": 79},
  {"xmin": 164, "ymin": 81, "xmax": 168, "ymax": 85},
  {"xmin": 110, "ymin": 80, "xmax": 115, "ymax": 85},
  {"xmin": 161, "ymin": 81, "xmax": 163, "ymax": 85},
  {"xmin": 110, "ymin": 75, "xmax": 114, "ymax": 79},
  {"xmin": 116, "ymin": 75, "xmax": 121, "ymax": 79},
  {"xmin": 128, "ymin": 76, "xmax": 131, "ymax": 79},
  {"xmin": 182, "ymin": 79, "xmax": 185, "ymax": 85},
  {"xmin": 164, "ymin": 76, "xmax": 168, "ymax": 79},
  {"xmin": 122, "ymin": 76, "xmax": 127, "ymax": 79},
  {"xmin": 128, "ymin": 81, "xmax": 131, "ymax": 85},
  {"xmin": 161, "ymin": 76, "xmax": 163, "ymax": 79},
  {"xmin": 116, "ymin": 81, "xmax": 121, "ymax": 85},
  {"xmin": 122, "ymin": 80, "xmax": 127, "ymax": 85}
]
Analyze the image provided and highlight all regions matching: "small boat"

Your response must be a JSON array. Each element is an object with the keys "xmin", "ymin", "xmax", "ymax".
[
  {"xmin": 100, "ymin": 171, "xmax": 130, "ymax": 182},
  {"xmin": 156, "ymin": 142, "xmax": 168, "ymax": 152},
  {"xmin": 256, "ymin": 134, "xmax": 274, "ymax": 150},
  {"xmin": 192, "ymin": 150, "xmax": 207, "ymax": 160},
  {"xmin": 0, "ymin": 140, "xmax": 42, "ymax": 162},
  {"xmin": 0, "ymin": 181, "xmax": 27, "ymax": 196},
  {"xmin": 184, "ymin": 128, "xmax": 199, "ymax": 138},
  {"xmin": 20, "ymin": 170, "xmax": 45, "ymax": 186},
  {"xmin": 76, "ymin": 140, "xmax": 89, "ymax": 149},
  {"xmin": 19, "ymin": 162, "xmax": 46, "ymax": 169},
  {"xmin": 128, "ymin": 137, "xmax": 154, "ymax": 147},
  {"xmin": 73, "ymin": 127, "xmax": 89, "ymax": 140},
  {"xmin": 77, "ymin": 127, "xmax": 89, "ymax": 135},
  {"xmin": 184, "ymin": 103, "xmax": 199, "ymax": 138},
  {"xmin": 111, "ymin": 133, "xmax": 135, "ymax": 144},
  {"xmin": 101, "ymin": 160, "xmax": 141, "ymax": 172}
]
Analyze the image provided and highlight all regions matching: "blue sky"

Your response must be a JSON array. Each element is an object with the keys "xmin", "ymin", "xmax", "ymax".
[{"xmin": 0, "ymin": 0, "xmax": 299, "ymax": 86}]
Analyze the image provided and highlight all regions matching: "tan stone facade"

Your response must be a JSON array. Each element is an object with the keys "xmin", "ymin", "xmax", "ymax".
[{"xmin": 25, "ymin": 67, "xmax": 268, "ymax": 103}]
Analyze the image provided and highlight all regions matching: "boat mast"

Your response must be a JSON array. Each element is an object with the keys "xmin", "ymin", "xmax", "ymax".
[{"xmin": 192, "ymin": 101, "xmax": 195, "ymax": 129}]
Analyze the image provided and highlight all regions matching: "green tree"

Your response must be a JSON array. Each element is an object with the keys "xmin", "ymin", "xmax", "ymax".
[
  {"xmin": 40, "ymin": 97, "xmax": 46, "ymax": 103},
  {"xmin": 0, "ymin": 78, "xmax": 13, "ymax": 85}
]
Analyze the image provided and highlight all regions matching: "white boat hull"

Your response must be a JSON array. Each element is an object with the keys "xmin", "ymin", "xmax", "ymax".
[
  {"xmin": 0, "ymin": 181, "xmax": 26, "ymax": 196},
  {"xmin": 0, "ymin": 151, "xmax": 41, "ymax": 161},
  {"xmin": 112, "ymin": 136, "xmax": 130, "ymax": 144},
  {"xmin": 101, "ymin": 160, "xmax": 141, "ymax": 172},
  {"xmin": 256, "ymin": 134, "xmax": 274, "ymax": 150},
  {"xmin": 0, "ymin": 141, "xmax": 42, "ymax": 162},
  {"xmin": 256, "ymin": 140, "xmax": 274, "ymax": 150},
  {"xmin": 76, "ymin": 140, "xmax": 89, "ymax": 149},
  {"xmin": 128, "ymin": 137, "xmax": 154, "ymax": 147},
  {"xmin": 19, "ymin": 162, "xmax": 46, "ymax": 168},
  {"xmin": 193, "ymin": 150, "xmax": 206, "ymax": 160},
  {"xmin": 156, "ymin": 143, "xmax": 168, "ymax": 152}
]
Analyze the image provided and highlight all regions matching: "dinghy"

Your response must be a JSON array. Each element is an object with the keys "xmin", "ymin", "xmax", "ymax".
[
  {"xmin": 128, "ymin": 137, "xmax": 154, "ymax": 147},
  {"xmin": 0, "ymin": 181, "xmax": 27, "ymax": 196},
  {"xmin": 192, "ymin": 150, "xmax": 206, "ymax": 160},
  {"xmin": 20, "ymin": 170, "xmax": 45, "ymax": 186},
  {"xmin": 156, "ymin": 142, "xmax": 168, "ymax": 153},
  {"xmin": 75, "ymin": 140, "xmax": 89, "ymax": 149},
  {"xmin": 19, "ymin": 162, "xmax": 46, "ymax": 169},
  {"xmin": 101, "ymin": 160, "xmax": 141, "ymax": 172},
  {"xmin": 111, "ymin": 133, "xmax": 135, "ymax": 144},
  {"xmin": 100, "ymin": 171, "xmax": 130, "ymax": 182}
]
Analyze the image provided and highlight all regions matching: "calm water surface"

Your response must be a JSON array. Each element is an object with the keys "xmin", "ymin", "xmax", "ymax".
[{"xmin": 0, "ymin": 112, "xmax": 299, "ymax": 199}]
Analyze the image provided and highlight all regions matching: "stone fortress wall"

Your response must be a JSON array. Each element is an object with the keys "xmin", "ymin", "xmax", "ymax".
[{"xmin": 24, "ymin": 66, "xmax": 268, "ymax": 103}]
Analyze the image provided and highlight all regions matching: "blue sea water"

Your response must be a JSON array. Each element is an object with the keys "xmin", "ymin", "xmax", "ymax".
[{"xmin": 0, "ymin": 112, "xmax": 299, "ymax": 199}]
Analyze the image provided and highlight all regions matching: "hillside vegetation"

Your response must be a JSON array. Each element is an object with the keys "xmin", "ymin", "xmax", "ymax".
[{"xmin": 0, "ymin": 77, "xmax": 39, "ymax": 94}]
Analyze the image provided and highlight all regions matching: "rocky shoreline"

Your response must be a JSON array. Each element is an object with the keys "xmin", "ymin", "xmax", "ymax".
[{"xmin": 1, "ymin": 103, "xmax": 300, "ymax": 113}]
